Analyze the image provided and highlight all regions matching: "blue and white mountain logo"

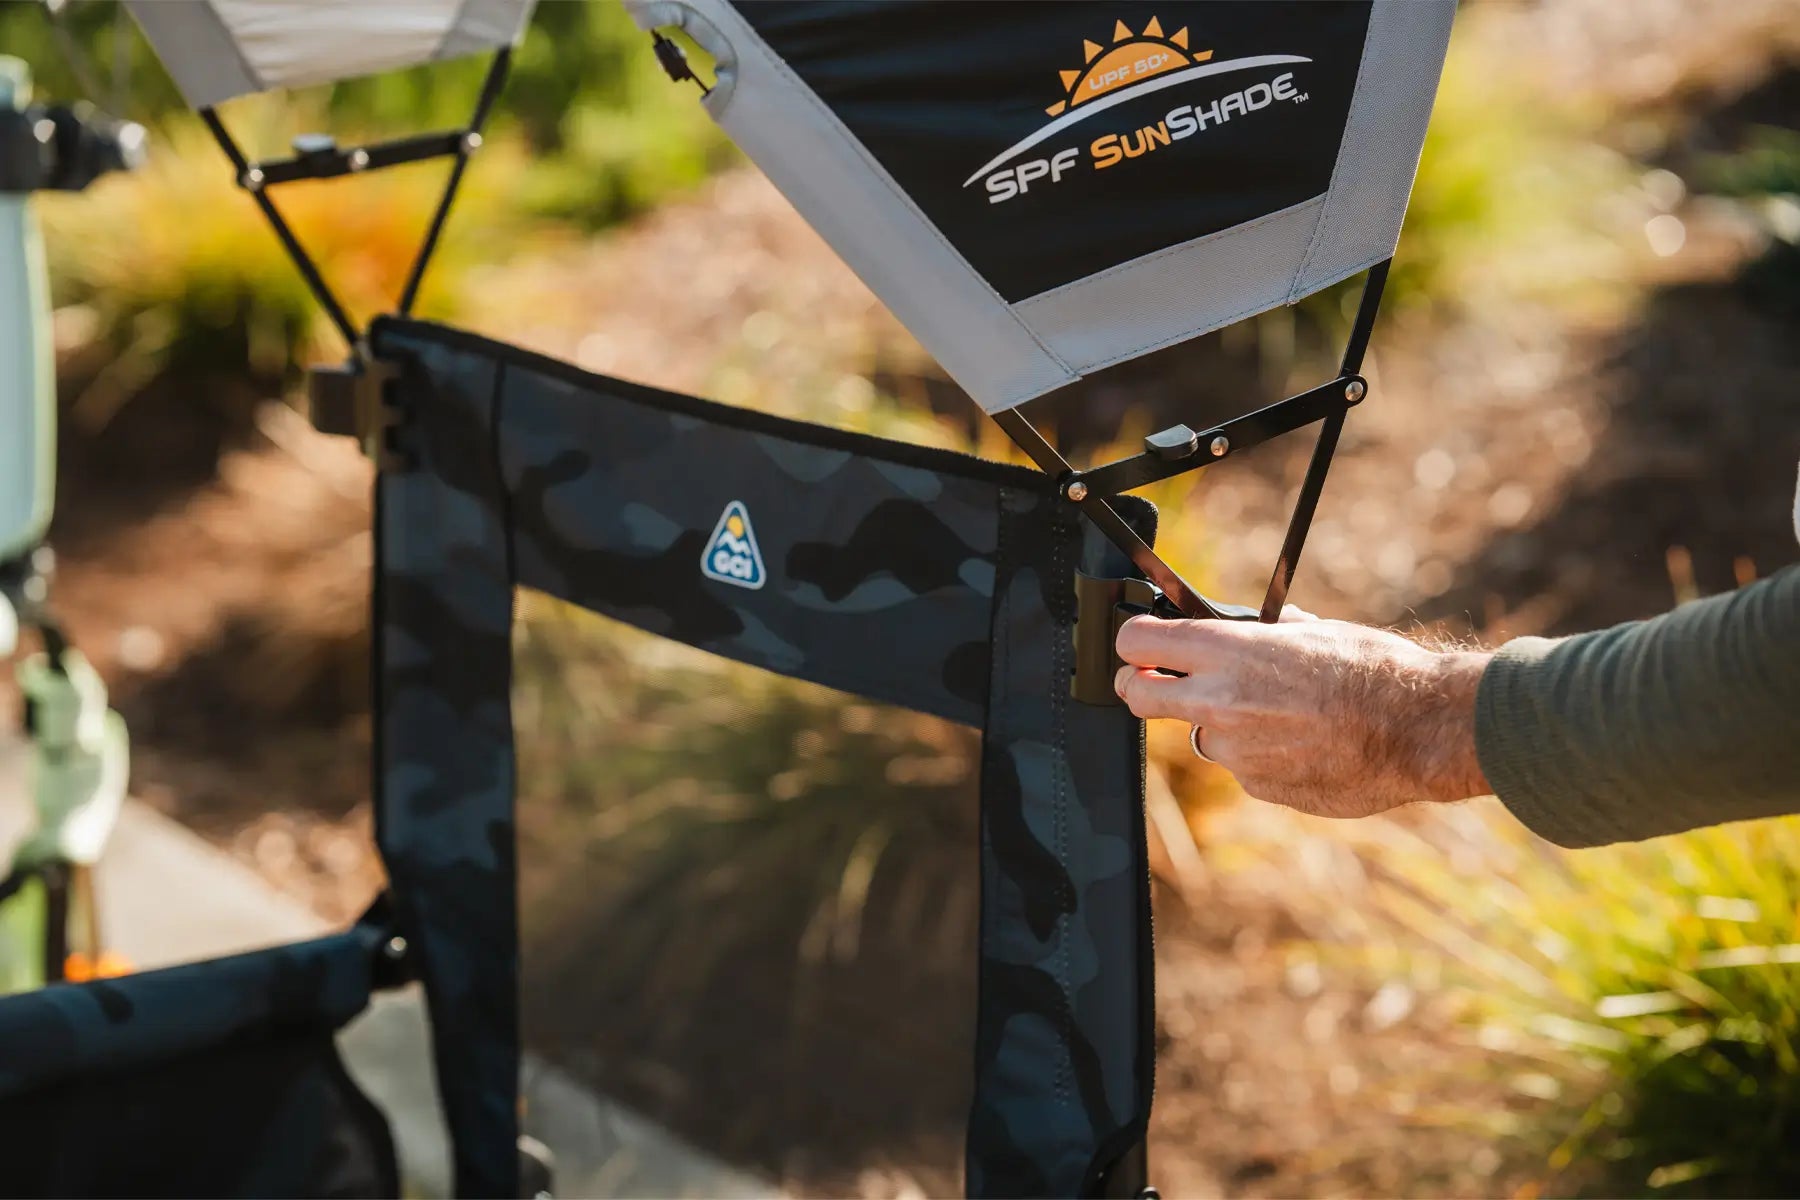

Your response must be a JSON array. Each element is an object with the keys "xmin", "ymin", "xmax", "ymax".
[{"xmin": 700, "ymin": 500, "xmax": 766, "ymax": 589}]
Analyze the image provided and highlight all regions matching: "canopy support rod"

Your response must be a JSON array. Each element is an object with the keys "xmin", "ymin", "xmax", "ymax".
[
  {"xmin": 991, "ymin": 409, "xmax": 1242, "ymax": 620},
  {"xmin": 1068, "ymin": 372, "xmax": 1365, "ymax": 498},
  {"xmin": 243, "ymin": 130, "xmax": 468, "ymax": 187},
  {"xmin": 399, "ymin": 46, "xmax": 512, "ymax": 315},
  {"xmin": 199, "ymin": 106, "xmax": 360, "ymax": 352},
  {"xmin": 993, "ymin": 258, "xmax": 1392, "ymax": 624},
  {"xmin": 1257, "ymin": 259, "xmax": 1391, "ymax": 621}
]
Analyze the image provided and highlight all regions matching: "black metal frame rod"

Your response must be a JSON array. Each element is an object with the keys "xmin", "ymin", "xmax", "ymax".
[
  {"xmin": 399, "ymin": 47, "xmax": 512, "ymax": 315},
  {"xmin": 199, "ymin": 46, "xmax": 514, "ymax": 350},
  {"xmin": 989, "ymin": 259, "xmax": 1393, "ymax": 623},
  {"xmin": 200, "ymin": 106, "xmax": 361, "ymax": 351},
  {"xmin": 1257, "ymin": 259, "xmax": 1391, "ymax": 620},
  {"xmin": 992, "ymin": 408, "xmax": 1245, "ymax": 619},
  {"xmin": 250, "ymin": 130, "xmax": 466, "ymax": 187},
  {"xmin": 1070, "ymin": 372, "xmax": 1364, "ymax": 498}
]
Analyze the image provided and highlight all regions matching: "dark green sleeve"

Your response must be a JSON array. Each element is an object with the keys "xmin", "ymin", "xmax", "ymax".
[{"xmin": 1474, "ymin": 565, "xmax": 1800, "ymax": 848}]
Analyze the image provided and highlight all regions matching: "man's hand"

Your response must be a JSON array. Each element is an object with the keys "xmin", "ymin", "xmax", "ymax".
[{"xmin": 1114, "ymin": 611, "xmax": 1492, "ymax": 819}]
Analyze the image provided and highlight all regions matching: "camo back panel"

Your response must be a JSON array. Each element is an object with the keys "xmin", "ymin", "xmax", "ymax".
[
  {"xmin": 373, "ymin": 329, "xmax": 520, "ymax": 1199},
  {"xmin": 0, "ymin": 925, "xmax": 398, "ymax": 1196},
  {"xmin": 481, "ymin": 324, "xmax": 1042, "ymax": 724},
  {"xmin": 370, "ymin": 317, "xmax": 1153, "ymax": 1198},
  {"xmin": 0, "ymin": 925, "xmax": 382, "ymax": 1098},
  {"xmin": 972, "ymin": 492, "xmax": 1156, "ymax": 1198}
]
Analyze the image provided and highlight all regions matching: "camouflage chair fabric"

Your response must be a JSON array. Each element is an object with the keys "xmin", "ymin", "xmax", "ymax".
[
  {"xmin": 371, "ymin": 317, "xmax": 1157, "ymax": 1198},
  {"xmin": 0, "ymin": 922, "xmax": 400, "ymax": 1195}
]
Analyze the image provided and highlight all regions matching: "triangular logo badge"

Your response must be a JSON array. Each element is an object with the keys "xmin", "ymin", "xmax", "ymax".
[{"xmin": 700, "ymin": 500, "xmax": 766, "ymax": 590}]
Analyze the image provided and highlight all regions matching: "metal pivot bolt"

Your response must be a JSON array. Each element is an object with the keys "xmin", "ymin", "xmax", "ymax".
[
  {"xmin": 1209, "ymin": 435, "xmax": 1230, "ymax": 457},
  {"xmin": 383, "ymin": 935, "xmax": 409, "ymax": 962},
  {"xmin": 1064, "ymin": 479, "xmax": 1090, "ymax": 503},
  {"xmin": 461, "ymin": 131, "xmax": 484, "ymax": 154},
  {"xmin": 241, "ymin": 166, "xmax": 265, "ymax": 191},
  {"xmin": 1344, "ymin": 378, "xmax": 1366, "ymax": 403},
  {"xmin": 348, "ymin": 148, "xmax": 370, "ymax": 171}
]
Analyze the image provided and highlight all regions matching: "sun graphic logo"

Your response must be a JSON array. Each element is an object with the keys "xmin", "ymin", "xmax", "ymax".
[
  {"xmin": 965, "ymin": 17, "xmax": 1312, "ymax": 203},
  {"xmin": 701, "ymin": 500, "xmax": 766, "ymax": 589},
  {"xmin": 1044, "ymin": 17, "xmax": 1208, "ymax": 118}
]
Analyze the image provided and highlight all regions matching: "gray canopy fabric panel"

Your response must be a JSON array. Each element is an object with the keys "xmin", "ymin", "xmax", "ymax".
[
  {"xmin": 624, "ymin": 0, "xmax": 1454, "ymax": 414},
  {"xmin": 126, "ymin": 0, "xmax": 535, "ymax": 109}
]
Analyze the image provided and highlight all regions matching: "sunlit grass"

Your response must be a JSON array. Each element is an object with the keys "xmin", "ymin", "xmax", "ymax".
[
  {"xmin": 36, "ymin": 113, "xmax": 537, "ymax": 387},
  {"xmin": 513, "ymin": 593, "xmax": 978, "ymax": 1009},
  {"xmin": 1314, "ymin": 810, "xmax": 1800, "ymax": 1197}
]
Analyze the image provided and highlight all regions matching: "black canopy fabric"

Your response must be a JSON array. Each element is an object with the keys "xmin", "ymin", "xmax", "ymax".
[
  {"xmin": 370, "ymin": 318, "xmax": 1158, "ymax": 1197},
  {"xmin": 624, "ymin": 0, "xmax": 1454, "ymax": 413}
]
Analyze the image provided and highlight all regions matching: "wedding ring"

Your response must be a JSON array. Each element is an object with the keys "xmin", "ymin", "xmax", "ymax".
[{"xmin": 1189, "ymin": 724, "xmax": 1214, "ymax": 763}]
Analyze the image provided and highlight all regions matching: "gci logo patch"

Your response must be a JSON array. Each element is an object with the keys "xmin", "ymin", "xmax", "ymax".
[{"xmin": 700, "ymin": 500, "xmax": 766, "ymax": 590}]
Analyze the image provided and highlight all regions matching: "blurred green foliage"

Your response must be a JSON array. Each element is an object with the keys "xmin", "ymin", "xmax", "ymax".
[
  {"xmin": 1349, "ymin": 814, "xmax": 1800, "ymax": 1198},
  {"xmin": 0, "ymin": 0, "xmax": 732, "ymax": 226},
  {"xmin": 1698, "ymin": 125, "xmax": 1800, "ymax": 197},
  {"xmin": 1695, "ymin": 126, "xmax": 1800, "ymax": 316},
  {"xmin": 37, "ymin": 120, "xmax": 531, "ymax": 415},
  {"xmin": 5, "ymin": 0, "xmax": 734, "ymax": 400},
  {"xmin": 513, "ymin": 595, "xmax": 976, "ymax": 1007}
]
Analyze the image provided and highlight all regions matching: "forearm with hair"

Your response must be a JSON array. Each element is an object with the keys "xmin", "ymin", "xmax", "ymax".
[
  {"xmin": 1336, "ymin": 636, "xmax": 1491, "ymax": 808},
  {"xmin": 1476, "ymin": 565, "xmax": 1800, "ymax": 848}
]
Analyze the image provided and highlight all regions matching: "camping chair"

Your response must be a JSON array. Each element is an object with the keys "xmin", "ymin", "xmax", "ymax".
[{"xmin": 0, "ymin": 3, "xmax": 1453, "ymax": 1196}]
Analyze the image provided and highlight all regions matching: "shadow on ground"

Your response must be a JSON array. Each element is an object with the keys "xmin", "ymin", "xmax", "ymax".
[{"xmin": 1420, "ymin": 258, "xmax": 1800, "ymax": 639}]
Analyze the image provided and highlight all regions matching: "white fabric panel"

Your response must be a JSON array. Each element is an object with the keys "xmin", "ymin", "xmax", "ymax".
[
  {"xmin": 215, "ymin": 1, "xmax": 445, "ymax": 93},
  {"xmin": 127, "ymin": 0, "xmax": 534, "ymax": 108},
  {"xmin": 1291, "ymin": 0, "xmax": 1457, "ymax": 297},
  {"xmin": 1017, "ymin": 197, "xmax": 1322, "ymax": 377},
  {"xmin": 626, "ymin": 0, "xmax": 1077, "ymax": 412}
]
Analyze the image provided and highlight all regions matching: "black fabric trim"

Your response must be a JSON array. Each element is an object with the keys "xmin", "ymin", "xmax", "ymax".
[
  {"xmin": 370, "ymin": 452, "xmax": 389, "ymax": 868},
  {"xmin": 1081, "ymin": 718, "xmax": 1155, "ymax": 1198},
  {"xmin": 967, "ymin": 482, "xmax": 1010, "ymax": 1190},
  {"xmin": 370, "ymin": 316, "xmax": 1054, "ymax": 493}
]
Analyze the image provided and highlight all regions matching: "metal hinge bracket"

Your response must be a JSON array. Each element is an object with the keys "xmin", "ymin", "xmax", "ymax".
[
  {"xmin": 1070, "ymin": 571, "xmax": 1163, "ymax": 706},
  {"xmin": 305, "ymin": 354, "xmax": 405, "ymax": 470}
]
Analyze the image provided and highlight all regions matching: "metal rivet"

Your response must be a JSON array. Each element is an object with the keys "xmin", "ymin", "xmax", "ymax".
[
  {"xmin": 1064, "ymin": 480, "xmax": 1089, "ymax": 503},
  {"xmin": 383, "ymin": 935, "xmax": 408, "ymax": 961},
  {"xmin": 462, "ymin": 131, "xmax": 484, "ymax": 154},
  {"xmin": 1209, "ymin": 435, "xmax": 1230, "ymax": 457},
  {"xmin": 242, "ymin": 167, "xmax": 265, "ymax": 191},
  {"xmin": 348, "ymin": 148, "xmax": 370, "ymax": 171},
  {"xmin": 1344, "ymin": 378, "xmax": 1366, "ymax": 403}
]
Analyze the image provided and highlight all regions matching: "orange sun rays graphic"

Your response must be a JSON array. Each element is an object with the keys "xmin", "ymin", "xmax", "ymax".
[{"xmin": 1044, "ymin": 17, "xmax": 1213, "ymax": 117}]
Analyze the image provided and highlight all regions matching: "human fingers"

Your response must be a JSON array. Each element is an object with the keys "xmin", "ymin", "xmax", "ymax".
[
  {"xmin": 1113, "ymin": 664, "xmax": 1204, "ymax": 721},
  {"xmin": 1114, "ymin": 613, "xmax": 1245, "ymax": 673}
]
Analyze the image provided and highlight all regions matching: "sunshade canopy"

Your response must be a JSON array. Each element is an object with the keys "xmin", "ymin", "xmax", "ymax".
[
  {"xmin": 126, "ymin": 0, "xmax": 535, "ymax": 109},
  {"xmin": 625, "ymin": 0, "xmax": 1454, "ymax": 412}
]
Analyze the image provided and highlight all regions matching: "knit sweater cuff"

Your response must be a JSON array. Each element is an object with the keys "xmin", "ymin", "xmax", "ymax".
[{"xmin": 1474, "ymin": 636, "xmax": 1619, "ymax": 849}]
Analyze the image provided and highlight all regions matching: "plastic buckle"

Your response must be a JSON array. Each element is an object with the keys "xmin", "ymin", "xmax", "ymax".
[
  {"xmin": 1070, "ymin": 571, "xmax": 1162, "ymax": 706},
  {"xmin": 306, "ymin": 355, "xmax": 405, "ymax": 470}
]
